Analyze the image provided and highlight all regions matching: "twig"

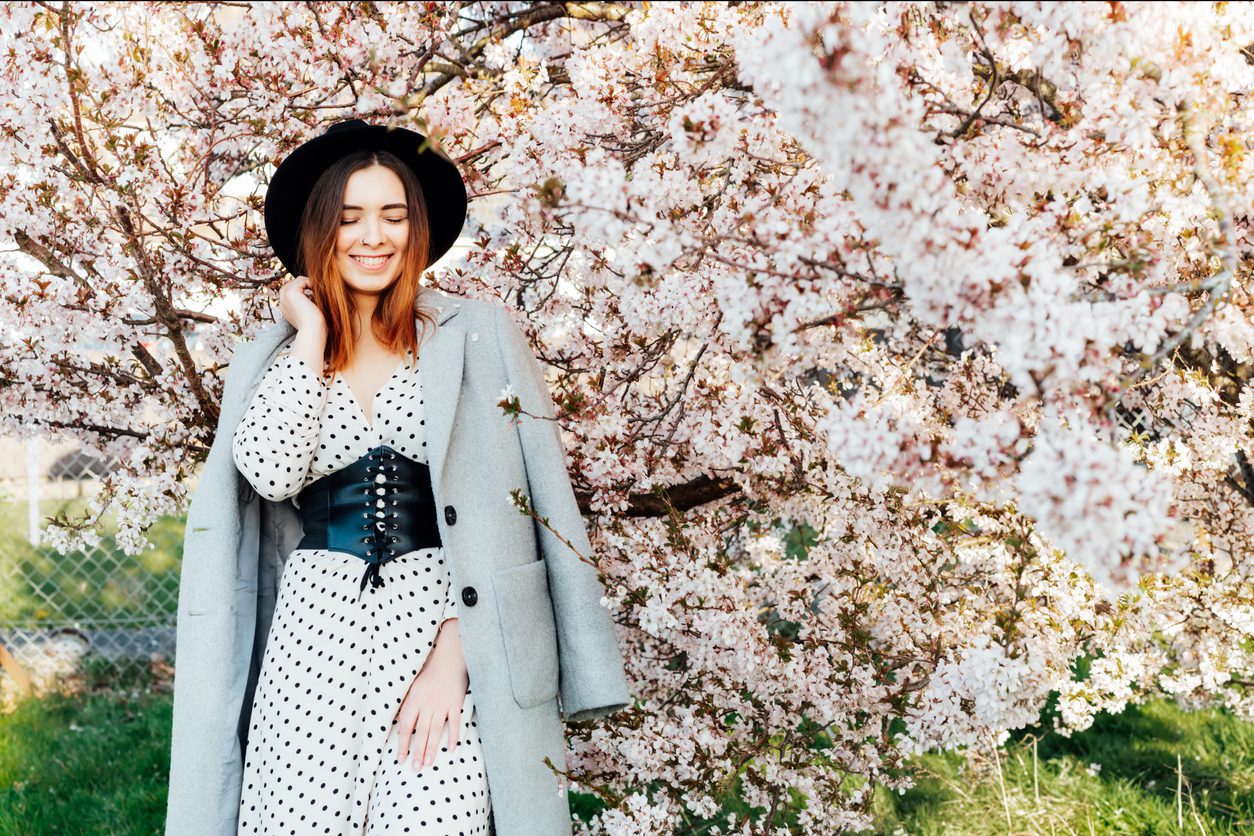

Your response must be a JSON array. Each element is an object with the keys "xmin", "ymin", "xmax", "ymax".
[
  {"xmin": 1177, "ymin": 752, "xmax": 1183, "ymax": 830},
  {"xmin": 989, "ymin": 732, "xmax": 1012, "ymax": 831},
  {"xmin": 1033, "ymin": 736, "xmax": 1040, "ymax": 808},
  {"xmin": 1191, "ymin": 792, "xmax": 1208, "ymax": 836},
  {"xmin": 508, "ymin": 488, "xmax": 600, "ymax": 571},
  {"xmin": 873, "ymin": 329, "xmax": 942, "ymax": 406}
]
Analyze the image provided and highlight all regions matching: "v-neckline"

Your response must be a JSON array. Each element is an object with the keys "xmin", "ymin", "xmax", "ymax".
[{"xmin": 336, "ymin": 354, "xmax": 409, "ymax": 430}]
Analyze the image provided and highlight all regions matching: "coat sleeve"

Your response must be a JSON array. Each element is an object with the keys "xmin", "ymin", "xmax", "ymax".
[
  {"xmin": 493, "ymin": 303, "xmax": 632, "ymax": 722},
  {"xmin": 441, "ymin": 569, "xmax": 458, "ymax": 623},
  {"xmin": 232, "ymin": 353, "xmax": 330, "ymax": 503}
]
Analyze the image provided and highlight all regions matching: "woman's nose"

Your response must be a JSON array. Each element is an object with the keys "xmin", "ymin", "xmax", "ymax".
[{"xmin": 360, "ymin": 216, "xmax": 384, "ymax": 245}]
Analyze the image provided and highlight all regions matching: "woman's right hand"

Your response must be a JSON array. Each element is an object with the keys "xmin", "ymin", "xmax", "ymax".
[{"xmin": 279, "ymin": 275, "xmax": 326, "ymax": 333}]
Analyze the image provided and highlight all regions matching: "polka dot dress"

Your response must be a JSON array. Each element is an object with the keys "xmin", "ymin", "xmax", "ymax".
[{"xmin": 231, "ymin": 350, "xmax": 491, "ymax": 835}]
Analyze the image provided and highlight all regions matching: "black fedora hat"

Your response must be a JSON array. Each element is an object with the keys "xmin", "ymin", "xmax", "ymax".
[{"xmin": 263, "ymin": 119, "xmax": 467, "ymax": 277}]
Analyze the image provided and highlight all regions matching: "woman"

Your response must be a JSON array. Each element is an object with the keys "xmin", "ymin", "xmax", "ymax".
[{"xmin": 165, "ymin": 120, "xmax": 631, "ymax": 836}]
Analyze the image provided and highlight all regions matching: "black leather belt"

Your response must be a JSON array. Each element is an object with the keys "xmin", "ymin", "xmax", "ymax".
[{"xmin": 295, "ymin": 444, "xmax": 442, "ymax": 603}]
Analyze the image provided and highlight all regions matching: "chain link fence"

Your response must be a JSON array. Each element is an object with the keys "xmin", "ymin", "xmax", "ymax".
[{"xmin": 0, "ymin": 433, "xmax": 182, "ymax": 704}]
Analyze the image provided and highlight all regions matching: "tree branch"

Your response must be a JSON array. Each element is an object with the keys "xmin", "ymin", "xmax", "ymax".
[{"xmin": 574, "ymin": 474, "xmax": 741, "ymax": 517}]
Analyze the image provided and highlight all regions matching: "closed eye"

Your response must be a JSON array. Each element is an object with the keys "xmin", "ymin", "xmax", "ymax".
[{"xmin": 340, "ymin": 218, "xmax": 407, "ymax": 225}]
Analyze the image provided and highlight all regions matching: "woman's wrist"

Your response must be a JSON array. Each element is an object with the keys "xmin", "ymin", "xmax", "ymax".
[
  {"xmin": 434, "ymin": 617, "xmax": 459, "ymax": 648},
  {"xmin": 431, "ymin": 618, "xmax": 465, "ymax": 667},
  {"xmin": 291, "ymin": 325, "xmax": 327, "ymax": 375}
]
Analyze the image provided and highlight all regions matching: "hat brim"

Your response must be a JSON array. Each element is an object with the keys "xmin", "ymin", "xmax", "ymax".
[{"xmin": 263, "ymin": 121, "xmax": 468, "ymax": 278}]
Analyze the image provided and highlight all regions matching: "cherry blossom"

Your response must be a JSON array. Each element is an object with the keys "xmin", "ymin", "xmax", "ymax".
[{"xmin": 2, "ymin": 2, "xmax": 1252, "ymax": 832}]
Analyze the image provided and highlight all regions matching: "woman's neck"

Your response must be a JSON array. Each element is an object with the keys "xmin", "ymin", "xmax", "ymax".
[{"xmin": 348, "ymin": 293, "xmax": 388, "ymax": 354}]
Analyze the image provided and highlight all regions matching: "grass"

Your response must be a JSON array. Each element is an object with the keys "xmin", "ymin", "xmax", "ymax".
[
  {"xmin": 873, "ymin": 699, "xmax": 1254, "ymax": 835},
  {"xmin": 0, "ymin": 683, "xmax": 172, "ymax": 836},
  {"xmin": 1, "ymin": 682, "xmax": 1249, "ymax": 835}
]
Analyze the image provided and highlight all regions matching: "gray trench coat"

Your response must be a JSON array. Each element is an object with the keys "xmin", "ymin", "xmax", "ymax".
[{"xmin": 165, "ymin": 288, "xmax": 631, "ymax": 835}]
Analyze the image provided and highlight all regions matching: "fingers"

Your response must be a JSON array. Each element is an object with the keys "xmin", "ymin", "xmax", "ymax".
[
  {"xmin": 406, "ymin": 708, "xmax": 460, "ymax": 773},
  {"xmin": 395, "ymin": 676, "xmax": 420, "ymax": 762},
  {"xmin": 446, "ymin": 717, "xmax": 460, "ymax": 754},
  {"xmin": 410, "ymin": 710, "xmax": 435, "ymax": 770},
  {"xmin": 428, "ymin": 711, "xmax": 447, "ymax": 769},
  {"xmin": 447, "ymin": 696, "xmax": 463, "ymax": 753},
  {"xmin": 396, "ymin": 709, "xmax": 414, "ymax": 763},
  {"xmin": 282, "ymin": 276, "xmax": 310, "ymax": 302},
  {"xmin": 278, "ymin": 275, "xmax": 323, "ymax": 332},
  {"xmin": 394, "ymin": 677, "xmax": 468, "ymax": 772}
]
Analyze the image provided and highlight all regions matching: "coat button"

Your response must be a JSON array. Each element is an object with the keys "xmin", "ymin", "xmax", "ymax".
[
  {"xmin": 444, "ymin": 505, "xmax": 457, "ymax": 525},
  {"xmin": 461, "ymin": 586, "xmax": 477, "ymax": 607}
]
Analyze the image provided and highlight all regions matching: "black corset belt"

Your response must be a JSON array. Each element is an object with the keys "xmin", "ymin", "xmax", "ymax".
[{"xmin": 295, "ymin": 444, "xmax": 443, "ymax": 603}]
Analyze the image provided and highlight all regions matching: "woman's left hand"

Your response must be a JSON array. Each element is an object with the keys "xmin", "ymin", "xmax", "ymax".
[{"xmin": 395, "ymin": 618, "xmax": 469, "ymax": 771}]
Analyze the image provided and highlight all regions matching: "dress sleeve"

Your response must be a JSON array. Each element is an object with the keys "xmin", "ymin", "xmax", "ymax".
[
  {"xmin": 441, "ymin": 568, "xmax": 458, "ymax": 624},
  {"xmin": 232, "ymin": 352, "xmax": 330, "ymax": 503}
]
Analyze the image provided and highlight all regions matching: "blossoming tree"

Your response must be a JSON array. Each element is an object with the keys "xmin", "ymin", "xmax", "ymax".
[{"xmin": 1, "ymin": 1, "xmax": 1251, "ymax": 831}]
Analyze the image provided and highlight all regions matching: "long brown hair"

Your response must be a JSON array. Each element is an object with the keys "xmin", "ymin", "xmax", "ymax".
[{"xmin": 298, "ymin": 149, "xmax": 439, "ymax": 378}]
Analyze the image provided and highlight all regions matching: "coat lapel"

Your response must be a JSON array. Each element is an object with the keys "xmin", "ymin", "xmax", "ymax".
[{"xmin": 417, "ymin": 301, "xmax": 465, "ymax": 488}]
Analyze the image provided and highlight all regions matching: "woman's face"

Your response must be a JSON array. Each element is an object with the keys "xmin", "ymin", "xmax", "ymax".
[{"xmin": 335, "ymin": 163, "xmax": 409, "ymax": 294}]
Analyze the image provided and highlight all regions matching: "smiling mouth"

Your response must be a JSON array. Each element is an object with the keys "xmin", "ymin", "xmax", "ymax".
[{"xmin": 350, "ymin": 253, "xmax": 394, "ymax": 270}]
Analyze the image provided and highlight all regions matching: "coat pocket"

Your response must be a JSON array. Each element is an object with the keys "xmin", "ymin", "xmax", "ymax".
[{"xmin": 491, "ymin": 559, "xmax": 559, "ymax": 709}]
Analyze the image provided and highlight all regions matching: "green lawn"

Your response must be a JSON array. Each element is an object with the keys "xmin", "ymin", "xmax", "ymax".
[
  {"xmin": 0, "ymin": 688, "xmax": 172, "ymax": 836},
  {"xmin": 874, "ymin": 699, "xmax": 1254, "ymax": 835},
  {"xmin": 1, "ymin": 684, "xmax": 1249, "ymax": 835}
]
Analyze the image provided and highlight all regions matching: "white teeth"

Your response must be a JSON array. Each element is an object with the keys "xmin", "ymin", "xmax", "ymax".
[{"xmin": 353, "ymin": 255, "xmax": 390, "ymax": 267}]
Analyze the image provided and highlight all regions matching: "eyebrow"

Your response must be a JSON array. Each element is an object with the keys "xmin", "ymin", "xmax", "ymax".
[{"xmin": 342, "ymin": 203, "xmax": 408, "ymax": 211}]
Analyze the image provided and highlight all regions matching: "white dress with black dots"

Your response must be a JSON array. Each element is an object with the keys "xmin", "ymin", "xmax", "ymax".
[{"xmin": 231, "ymin": 349, "xmax": 491, "ymax": 835}]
